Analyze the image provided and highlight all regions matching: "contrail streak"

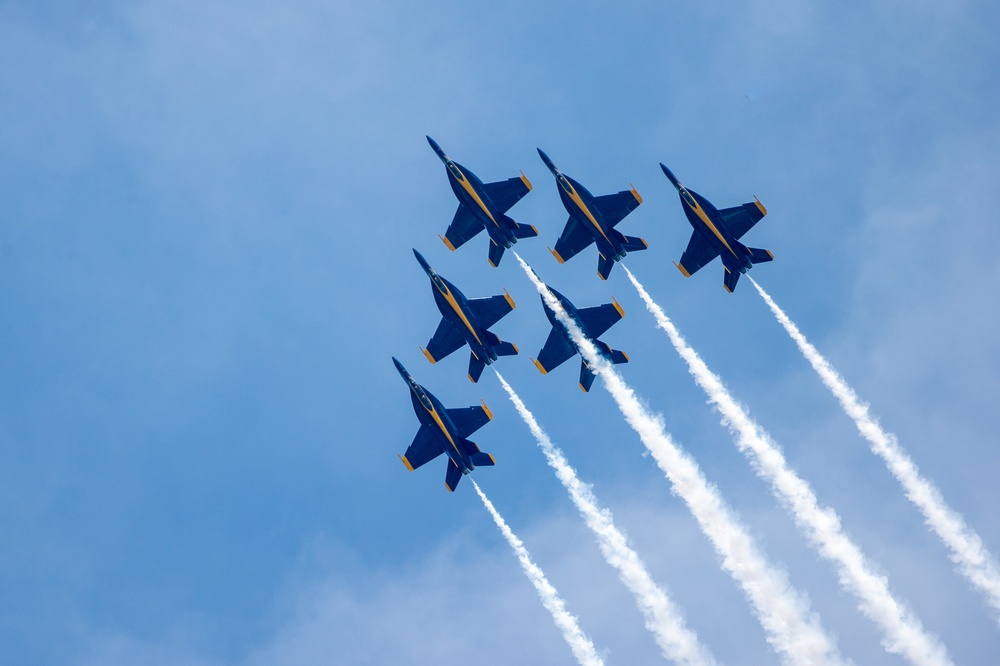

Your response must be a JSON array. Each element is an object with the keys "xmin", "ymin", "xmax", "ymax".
[
  {"xmin": 471, "ymin": 479, "xmax": 604, "ymax": 666},
  {"xmin": 750, "ymin": 275, "xmax": 1000, "ymax": 627},
  {"xmin": 513, "ymin": 252, "xmax": 845, "ymax": 666},
  {"xmin": 626, "ymin": 267, "xmax": 952, "ymax": 666},
  {"xmin": 493, "ymin": 369, "xmax": 716, "ymax": 666}
]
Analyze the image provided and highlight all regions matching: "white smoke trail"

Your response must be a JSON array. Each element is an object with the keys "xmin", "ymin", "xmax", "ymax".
[
  {"xmin": 626, "ymin": 267, "xmax": 952, "ymax": 666},
  {"xmin": 493, "ymin": 369, "xmax": 716, "ymax": 666},
  {"xmin": 512, "ymin": 252, "xmax": 845, "ymax": 666},
  {"xmin": 750, "ymin": 275, "xmax": 1000, "ymax": 626},
  {"xmin": 471, "ymin": 479, "xmax": 605, "ymax": 666}
]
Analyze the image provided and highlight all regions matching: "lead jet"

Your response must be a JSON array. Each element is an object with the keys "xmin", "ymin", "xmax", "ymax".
[
  {"xmin": 427, "ymin": 136, "xmax": 537, "ymax": 267},
  {"xmin": 531, "ymin": 285, "xmax": 629, "ymax": 392},
  {"xmin": 661, "ymin": 163, "xmax": 773, "ymax": 293},
  {"xmin": 537, "ymin": 148, "xmax": 648, "ymax": 280},
  {"xmin": 393, "ymin": 357, "xmax": 495, "ymax": 492},
  {"xmin": 414, "ymin": 249, "xmax": 519, "ymax": 383}
]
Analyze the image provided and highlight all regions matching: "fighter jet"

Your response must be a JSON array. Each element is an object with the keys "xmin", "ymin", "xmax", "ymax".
[
  {"xmin": 427, "ymin": 136, "xmax": 537, "ymax": 267},
  {"xmin": 661, "ymin": 163, "xmax": 773, "ymax": 293},
  {"xmin": 414, "ymin": 249, "xmax": 519, "ymax": 383},
  {"xmin": 393, "ymin": 357, "xmax": 495, "ymax": 492},
  {"xmin": 537, "ymin": 148, "xmax": 648, "ymax": 280},
  {"xmin": 531, "ymin": 285, "xmax": 629, "ymax": 392}
]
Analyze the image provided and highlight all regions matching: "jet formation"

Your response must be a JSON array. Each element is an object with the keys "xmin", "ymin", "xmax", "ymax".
[{"xmin": 395, "ymin": 141, "xmax": 775, "ymax": 490}]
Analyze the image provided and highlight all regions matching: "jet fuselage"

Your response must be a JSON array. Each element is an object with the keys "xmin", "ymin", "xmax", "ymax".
[
  {"xmin": 678, "ymin": 187, "xmax": 753, "ymax": 274},
  {"xmin": 542, "ymin": 287, "xmax": 615, "ymax": 361},
  {"xmin": 414, "ymin": 250, "xmax": 499, "ymax": 364},
  {"xmin": 428, "ymin": 136, "xmax": 518, "ymax": 250}
]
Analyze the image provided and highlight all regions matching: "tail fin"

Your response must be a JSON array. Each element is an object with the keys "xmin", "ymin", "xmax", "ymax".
[
  {"xmin": 723, "ymin": 266, "xmax": 740, "ymax": 293},
  {"xmin": 609, "ymin": 349, "xmax": 629, "ymax": 365},
  {"xmin": 579, "ymin": 360, "xmax": 597, "ymax": 392},
  {"xmin": 468, "ymin": 353, "xmax": 486, "ymax": 383},
  {"xmin": 444, "ymin": 458, "xmax": 462, "ymax": 492},
  {"xmin": 494, "ymin": 341, "xmax": 519, "ymax": 357},
  {"xmin": 507, "ymin": 216, "xmax": 538, "ymax": 240},
  {"xmin": 747, "ymin": 247, "xmax": 774, "ymax": 265},
  {"xmin": 597, "ymin": 253, "xmax": 615, "ymax": 280},
  {"xmin": 487, "ymin": 239, "xmax": 505, "ymax": 267},
  {"xmin": 621, "ymin": 235, "xmax": 649, "ymax": 253}
]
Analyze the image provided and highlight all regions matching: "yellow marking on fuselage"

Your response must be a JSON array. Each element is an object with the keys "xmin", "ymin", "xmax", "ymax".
[
  {"xmin": 454, "ymin": 167, "xmax": 499, "ymax": 227},
  {"xmin": 688, "ymin": 196, "xmax": 737, "ymax": 258},
  {"xmin": 439, "ymin": 283, "xmax": 482, "ymax": 346},
  {"xmin": 564, "ymin": 182, "xmax": 613, "ymax": 247},
  {"xmin": 426, "ymin": 402, "xmax": 463, "ymax": 460}
]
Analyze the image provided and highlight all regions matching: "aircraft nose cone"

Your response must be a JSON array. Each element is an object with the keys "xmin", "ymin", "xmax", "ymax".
[
  {"xmin": 412, "ymin": 248, "xmax": 434, "ymax": 276},
  {"xmin": 392, "ymin": 356, "xmax": 408, "ymax": 379},
  {"xmin": 537, "ymin": 148, "xmax": 558, "ymax": 175},
  {"xmin": 426, "ymin": 135, "xmax": 449, "ymax": 163},
  {"xmin": 659, "ymin": 163, "xmax": 682, "ymax": 190}
]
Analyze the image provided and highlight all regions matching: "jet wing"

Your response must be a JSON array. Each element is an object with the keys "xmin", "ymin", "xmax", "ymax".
[
  {"xmin": 677, "ymin": 231, "xmax": 721, "ymax": 277},
  {"xmin": 551, "ymin": 216, "xmax": 595, "ymax": 264},
  {"xmin": 442, "ymin": 205, "xmax": 485, "ymax": 251},
  {"xmin": 446, "ymin": 403, "xmax": 493, "ymax": 439},
  {"xmin": 592, "ymin": 189, "xmax": 642, "ymax": 228},
  {"xmin": 482, "ymin": 175, "xmax": 532, "ymax": 215},
  {"xmin": 534, "ymin": 327, "xmax": 577, "ymax": 373},
  {"xmin": 401, "ymin": 424, "xmax": 445, "ymax": 471},
  {"xmin": 467, "ymin": 292, "xmax": 515, "ymax": 330},
  {"xmin": 576, "ymin": 302, "xmax": 624, "ymax": 340},
  {"xmin": 424, "ymin": 318, "xmax": 467, "ymax": 363},
  {"xmin": 719, "ymin": 202, "xmax": 766, "ymax": 240}
]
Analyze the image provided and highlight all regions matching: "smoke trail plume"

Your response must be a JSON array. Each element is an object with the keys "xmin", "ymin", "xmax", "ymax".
[
  {"xmin": 471, "ymin": 479, "xmax": 605, "ymax": 666},
  {"xmin": 626, "ymin": 267, "xmax": 952, "ymax": 666},
  {"xmin": 493, "ymin": 369, "xmax": 715, "ymax": 666},
  {"xmin": 512, "ymin": 252, "xmax": 845, "ymax": 666},
  {"xmin": 750, "ymin": 276, "xmax": 1000, "ymax": 626}
]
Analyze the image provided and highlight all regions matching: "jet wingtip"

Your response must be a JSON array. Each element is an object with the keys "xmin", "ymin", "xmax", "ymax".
[
  {"xmin": 398, "ymin": 453, "xmax": 415, "ymax": 472},
  {"xmin": 673, "ymin": 261, "xmax": 691, "ymax": 278}
]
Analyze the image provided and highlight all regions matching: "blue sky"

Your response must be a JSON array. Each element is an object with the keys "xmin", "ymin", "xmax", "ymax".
[{"xmin": 2, "ymin": 1, "xmax": 999, "ymax": 663}]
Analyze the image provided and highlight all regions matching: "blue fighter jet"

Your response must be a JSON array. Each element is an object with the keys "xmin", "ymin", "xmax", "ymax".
[
  {"xmin": 538, "ymin": 148, "xmax": 648, "ymax": 280},
  {"xmin": 531, "ymin": 285, "xmax": 629, "ymax": 392},
  {"xmin": 393, "ymin": 357, "xmax": 495, "ymax": 492},
  {"xmin": 414, "ymin": 249, "xmax": 519, "ymax": 383},
  {"xmin": 427, "ymin": 136, "xmax": 537, "ymax": 267},
  {"xmin": 661, "ymin": 163, "xmax": 773, "ymax": 293}
]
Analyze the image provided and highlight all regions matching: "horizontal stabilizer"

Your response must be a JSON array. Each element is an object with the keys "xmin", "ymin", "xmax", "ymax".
[
  {"xmin": 597, "ymin": 253, "xmax": 615, "ymax": 281},
  {"xmin": 579, "ymin": 360, "xmax": 597, "ymax": 393},
  {"xmin": 494, "ymin": 340, "xmax": 519, "ymax": 357},
  {"xmin": 468, "ymin": 354, "xmax": 486, "ymax": 383},
  {"xmin": 747, "ymin": 247, "xmax": 774, "ymax": 265},
  {"xmin": 488, "ymin": 239, "xmax": 505, "ymax": 268},
  {"xmin": 621, "ymin": 235, "xmax": 649, "ymax": 253},
  {"xmin": 510, "ymin": 218, "xmax": 539, "ymax": 239},
  {"xmin": 445, "ymin": 458, "xmax": 462, "ymax": 492},
  {"xmin": 609, "ymin": 349, "xmax": 629, "ymax": 365},
  {"xmin": 470, "ymin": 451, "xmax": 495, "ymax": 467}
]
